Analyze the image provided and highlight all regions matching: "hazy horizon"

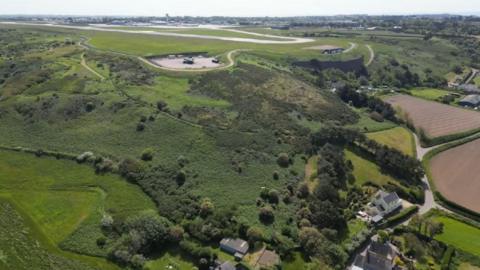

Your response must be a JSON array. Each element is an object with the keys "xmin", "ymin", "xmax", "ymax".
[{"xmin": 2, "ymin": 0, "xmax": 480, "ymax": 17}]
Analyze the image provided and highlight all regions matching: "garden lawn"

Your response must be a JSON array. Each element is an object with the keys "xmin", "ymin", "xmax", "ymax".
[
  {"xmin": 367, "ymin": 127, "xmax": 415, "ymax": 156},
  {"xmin": 433, "ymin": 216, "xmax": 480, "ymax": 257}
]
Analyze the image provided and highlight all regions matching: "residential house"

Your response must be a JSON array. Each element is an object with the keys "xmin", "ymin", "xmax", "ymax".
[
  {"xmin": 220, "ymin": 238, "xmax": 249, "ymax": 260},
  {"xmin": 352, "ymin": 241, "xmax": 398, "ymax": 270},
  {"xmin": 369, "ymin": 190, "xmax": 402, "ymax": 223}
]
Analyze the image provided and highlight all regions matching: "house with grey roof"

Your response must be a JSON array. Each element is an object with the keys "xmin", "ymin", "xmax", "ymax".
[
  {"xmin": 352, "ymin": 241, "xmax": 398, "ymax": 270},
  {"xmin": 372, "ymin": 191, "xmax": 401, "ymax": 215},
  {"xmin": 367, "ymin": 190, "xmax": 402, "ymax": 224},
  {"xmin": 219, "ymin": 238, "xmax": 249, "ymax": 259},
  {"xmin": 458, "ymin": 95, "xmax": 480, "ymax": 107}
]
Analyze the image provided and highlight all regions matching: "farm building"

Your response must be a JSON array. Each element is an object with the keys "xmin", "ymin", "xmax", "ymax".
[
  {"xmin": 220, "ymin": 238, "xmax": 249, "ymax": 259},
  {"xmin": 352, "ymin": 241, "xmax": 398, "ymax": 270},
  {"xmin": 458, "ymin": 95, "xmax": 480, "ymax": 107}
]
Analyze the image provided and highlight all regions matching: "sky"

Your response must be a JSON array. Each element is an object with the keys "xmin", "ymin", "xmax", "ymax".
[{"xmin": 2, "ymin": 0, "xmax": 480, "ymax": 17}]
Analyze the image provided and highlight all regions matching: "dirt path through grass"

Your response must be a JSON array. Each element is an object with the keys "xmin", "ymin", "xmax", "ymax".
[
  {"xmin": 80, "ymin": 53, "xmax": 105, "ymax": 80},
  {"xmin": 366, "ymin": 44, "xmax": 375, "ymax": 66}
]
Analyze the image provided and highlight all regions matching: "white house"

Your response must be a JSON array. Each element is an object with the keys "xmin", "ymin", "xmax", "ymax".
[{"xmin": 372, "ymin": 190, "xmax": 402, "ymax": 216}]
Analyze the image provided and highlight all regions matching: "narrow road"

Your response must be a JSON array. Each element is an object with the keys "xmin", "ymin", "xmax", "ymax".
[
  {"xmin": 80, "ymin": 53, "xmax": 105, "ymax": 80},
  {"xmin": 0, "ymin": 22, "xmax": 315, "ymax": 45},
  {"xmin": 412, "ymin": 133, "xmax": 450, "ymax": 215},
  {"xmin": 365, "ymin": 44, "xmax": 375, "ymax": 66},
  {"xmin": 139, "ymin": 49, "xmax": 249, "ymax": 72}
]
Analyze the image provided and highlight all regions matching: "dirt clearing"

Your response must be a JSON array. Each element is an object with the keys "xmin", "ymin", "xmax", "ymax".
[
  {"xmin": 430, "ymin": 138, "xmax": 480, "ymax": 213},
  {"xmin": 385, "ymin": 94, "xmax": 480, "ymax": 138}
]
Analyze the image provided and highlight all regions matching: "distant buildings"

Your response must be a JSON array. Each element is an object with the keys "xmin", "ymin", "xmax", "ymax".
[
  {"xmin": 352, "ymin": 241, "xmax": 399, "ymax": 270},
  {"xmin": 219, "ymin": 238, "xmax": 249, "ymax": 260}
]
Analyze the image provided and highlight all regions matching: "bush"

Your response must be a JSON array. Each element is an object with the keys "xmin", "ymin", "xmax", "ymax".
[
  {"xmin": 85, "ymin": 102, "xmax": 95, "ymax": 112},
  {"xmin": 96, "ymin": 236, "xmax": 107, "ymax": 247},
  {"xmin": 246, "ymin": 226, "xmax": 265, "ymax": 244},
  {"xmin": 136, "ymin": 122, "xmax": 145, "ymax": 132},
  {"xmin": 157, "ymin": 101, "xmax": 168, "ymax": 111},
  {"xmin": 259, "ymin": 206, "xmax": 275, "ymax": 224},
  {"xmin": 369, "ymin": 111, "xmax": 384, "ymax": 122},
  {"xmin": 141, "ymin": 148, "xmax": 154, "ymax": 161},
  {"xmin": 273, "ymin": 171, "xmax": 279, "ymax": 180},
  {"xmin": 176, "ymin": 170, "xmax": 187, "ymax": 186},
  {"xmin": 441, "ymin": 246, "xmax": 455, "ymax": 270},
  {"xmin": 268, "ymin": 189, "xmax": 280, "ymax": 204},
  {"xmin": 277, "ymin": 153, "xmax": 290, "ymax": 168}
]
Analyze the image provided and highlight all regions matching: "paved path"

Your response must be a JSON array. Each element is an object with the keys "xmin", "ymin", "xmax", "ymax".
[
  {"xmin": 139, "ymin": 49, "xmax": 249, "ymax": 72},
  {"xmin": 365, "ymin": 44, "xmax": 375, "ymax": 66},
  {"xmin": 80, "ymin": 53, "xmax": 105, "ymax": 80},
  {"xmin": 0, "ymin": 22, "xmax": 315, "ymax": 45}
]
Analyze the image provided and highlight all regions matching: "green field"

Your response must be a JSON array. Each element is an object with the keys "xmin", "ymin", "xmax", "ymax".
[
  {"xmin": 0, "ymin": 199, "xmax": 103, "ymax": 270},
  {"xmin": 410, "ymin": 88, "xmax": 452, "ymax": 101},
  {"xmin": 0, "ymin": 149, "xmax": 155, "ymax": 269},
  {"xmin": 367, "ymin": 127, "xmax": 415, "ymax": 156},
  {"xmin": 347, "ymin": 109, "xmax": 397, "ymax": 133},
  {"xmin": 345, "ymin": 149, "xmax": 400, "ymax": 187},
  {"xmin": 433, "ymin": 216, "xmax": 480, "ymax": 257}
]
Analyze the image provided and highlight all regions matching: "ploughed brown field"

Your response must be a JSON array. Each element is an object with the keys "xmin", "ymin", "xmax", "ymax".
[
  {"xmin": 430, "ymin": 138, "xmax": 480, "ymax": 213},
  {"xmin": 385, "ymin": 95, "xmax": 480, "ymax": 138}
]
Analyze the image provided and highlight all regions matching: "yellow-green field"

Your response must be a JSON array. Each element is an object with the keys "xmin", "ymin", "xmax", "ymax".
[
  {"xmin": 433, "ymin": 216, "xmax": 480, "ymax": 257},
  {"xmin": 345, "ymin": 149, "xmax": 400, "ymax": 186},
  {"xmin": 410, "ymin": 88, "xmax": 452, "ymax": 101},
  {"xmin": 367, "ymin": 127, "xmax": 415, "ymax": 156}
]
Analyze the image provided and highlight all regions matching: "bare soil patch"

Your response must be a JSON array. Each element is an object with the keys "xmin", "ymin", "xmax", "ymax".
[
  {"xmin": 385, "ymin": 95, "xmax": 480, "ymax": 138},
  {"xmin": 430, "ymin": 138, "xmax": 480, "ymax": 213}
]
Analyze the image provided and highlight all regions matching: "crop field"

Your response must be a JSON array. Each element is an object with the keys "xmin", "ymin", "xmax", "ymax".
[
  {"xmin": 433, "ymin": 215, "xmax": 480, "ymax": 257},
  {"xmin": 385, "ymin": 94, "xmax": 480, "ymax": 138},
  {"xmin": 367, "ymin": 127, "xmax": 415, "ymax": 156},
  {"xmin": 429, "ymin": 138, "xmax": 480, "ymax": 213}
]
